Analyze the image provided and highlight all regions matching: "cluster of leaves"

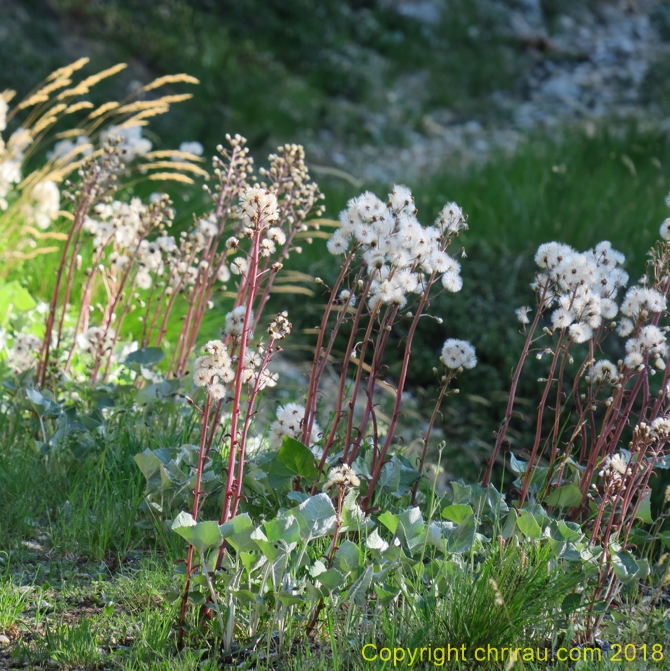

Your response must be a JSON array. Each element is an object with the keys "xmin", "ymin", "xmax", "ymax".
[{"xmin": 129, "ymin": 423, "xmax": 669, "ymax": 654}]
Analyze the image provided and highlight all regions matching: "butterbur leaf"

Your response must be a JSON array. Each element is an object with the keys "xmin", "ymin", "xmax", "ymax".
[
  {"xmin": 509, "ymin": 452, "xmax": 528, "ymax": 474},
  {"xmin": 396, "ymin": 508, "xmax": 424, "ymax": 546},
  {"xmin": 501, "ymin": 509, "xmax": 517, "ymax": 540},
  {"xmin": 517, "ymin": 511, "xmax": 542, "ymax": 539},
  {"xmin": 124, "ymin": 347, "xmax": 165, "ymax": 367},
  {"xmin": 26, "ymin": 388, "xmax": 61, "ymax": 418},
  {"xmin": 335, "ymin": 540, "xmax": 360, "ymax": 573},
  {"xmin": 318, "ymin": 568, "xmax": 344, "ymax": 592},
  {"xmin": 250, "ymin": 528, "xmax": 283, "ymax": 561},
  {"xmin": 378, "ymin": 459, "xmax": 401, "ymax": 495},
  {"xmin": 340, "ymin": 489, "xmax": 371, "ymax": 532},
  {"xmin": 277, "ymin": 436, "xmax": 319, "ymax": 479},
  {"xmin": 265, "ymin": 437, "xmax": 319, "ymax": 488},
  {"xmin": 545, "ymin": 484, "xmax": 582, "ymax": 508},
  {"xmin": 0, "ymin": 281, "xmax": 36, "ymax": 315},
  {"xmin": 289, "ymin": 494, "xmax": 337, "ymax": 541},
  {"xmin": 286, "ymin": 491, "xmax": 309, "ymax": 503},
  {"xmin": 635, "ymin": 558, "xmax": 650, "ymax": 580},
  {"xmin": 375, "ymin": 584, "xmax": 401, "ymax": 605},
  {"xmin": 263, "ymin": 516, "xmax": 301, "ymax": 544},
  {"xmin": 446, "ymin": 513, "xmax": 476, "ymax": 554},
  {"xmin": 392, "ymin": 454, "xmax": 421, "ymax": 496},
  {"xmin": 378, "ymin": 511, "xmax": 398, "ymax": 534},
  {"xmin": 345, "ymin": 565, "xmax": 373, "ymax": 606},
  {"xmin": 450, "ymin": 481, "xmax": 472, "ymax": 504},
  {"xmin": 276, "ymin": 592, "xmax": 304, "ymax": 606},
  {"xmin": 366, "ymin": 528, "xmax": 389, "ymax": 560},
  {"xmin": 442, "ymin": 504, "xmax": 473, "ymax": 524},
  {"xmin": 636, "ymin": 493, "xmax": 653, "ymax": 524},
  {"xmin": 611, "ymin": 550, "xmax": 639, "ymax": 583},
  {"xmin": 561, "ymin": 593, "xmax": 582, "ymax": 614},
  {"xmin": 556, "ymin": 520, "xmax": 583, "ymax": 542},
  {"xmin": 219, "ymin": 513, "xmax": 257, "ymax": 552},
  {"xmin": 239, "ymin": 552, "xmax": 258, "ymax": 574},
  {"xmin": 659, "ymin": 530, "xmax": 670, "ymax": 550},
  {"xmin": 134, "ymin": 449, "xmax": 166, "ymax": 491},
  {"xmin": 171, "ymin": 512, "xmax": 222, "ymax": 553},
  {"xmin": 309, "ymin": 560, "xmax": 327, "ymax": 578},
  {"xmin": 484, "ymin": 484, "xmax": 509, "ymax": 514}
]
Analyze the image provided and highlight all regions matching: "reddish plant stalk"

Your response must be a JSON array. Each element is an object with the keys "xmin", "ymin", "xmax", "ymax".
[
  {"xmin": 177, "ymin": 395, "xmax": 211, "ymax": 647},
  {"xmin": 482, "ymin": 295, "xmax": 546, "ymax": 487},
  {"xmin": 346, "ymin": 304, "xmax": 398, "ymax": 466},
  {"xmin": 301, "ymin": 253, "xmax": 355, "ymax": 445},
  {"xmin": 410, "ymin": 378, "xmax": 450, "ymax": 506},
  {"xmin": 518, "ymin": 330, "xmax": 566, "ymax": 508},
  {"xmin": 362, "ymin": 274, "xmax": 436, "ymax": 512},
  {"xmin": 219, "ymin": 224, "xmax": 262, "ymax": 527},
  {"xmin": 315, "ymin": 275, "xmax": 376, "ymax": 479}
]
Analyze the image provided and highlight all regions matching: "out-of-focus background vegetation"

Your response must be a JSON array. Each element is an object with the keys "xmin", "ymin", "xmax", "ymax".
[{"xmin": 4, "ymin": 0, "xmax": 670, "ymax": 482}]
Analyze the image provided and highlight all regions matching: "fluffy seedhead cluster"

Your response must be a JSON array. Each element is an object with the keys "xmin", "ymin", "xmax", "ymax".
[
  {"xmin": 323, "ymin": 464, "xmax": 361, "ymax": 492},
  {"xmin": 269, "ymin": 402, "xmax": 321, "ymax": 451},
  {"xmin": 481, "ymin": 207, "xmax": 670, "ymax": 637},
  {"xmin": 299, "ymin": 185, "xmax": 474, "ymax": 511}
]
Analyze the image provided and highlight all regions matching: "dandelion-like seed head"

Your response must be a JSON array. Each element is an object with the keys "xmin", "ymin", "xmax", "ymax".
[
  {"xmin": 440, "ymin": 338, "xmax": 477, "ymax": 371},
  {"xmin": 322, "ymin": 464, "xmax": 361, "ymax": 492}
]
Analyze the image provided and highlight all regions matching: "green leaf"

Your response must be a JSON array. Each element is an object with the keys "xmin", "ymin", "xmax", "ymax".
[
  {"xmin": 366, "ymin": 528, "xmax": 389, "ymax": 560},
  {"xmin": 0, "ymin": 281, "xmax": 36, "ymax": 317},
  {"xmin": 318, "ymin": 568, "xmax": 344, "ymax": 592},
  {"xmin": 393, "ymin": 455, "xmax": 421, "ymax": 496},
  {"xmin": 265, "ymin": 436, "xmax": 319, "ymax": 488},
  {"xmin": 345, "ymin": 565, "xmax": 373, "ymax": 606},
  {"xmin": 636, "ymin": 493, "xmax": 653, "ymax": 524},
  {"xmin": 545, "ymin": 484, "xmax": 582, "ymax": 508},
  {"xmin": 501, "ymin": 509, "xmax": 517, "ymax": 540},
  {"xmin": 517, "ymin": 511, "xmax": 542, "ymax": 539},
  {"xmin": 556, "ymin": 520, "xmax": 583, "ymax": 542},
  {"xmin": 378, "ymin": 511, "xmax": 398, "ymax": 534},
  {"xmin": 611, "ymin": 550, "xmax": 639, "ymax": 583},
  {"xmin": 276, "ymin": 592, "xmax": 304, "ymax": 606},
  {"xmin": 335, "ymin": 540, "xmax": 360, "ymax": 573},
  {"xmin": 441, "ymin": 504, "xmax": 473, "ymax": 524},
  {"xmin": 289, "ymin": 494, "xmax": 337, "ymax": 541},
  {"xmin": 377, "ymin": 458, "xmax": 401, "ymax": 495},
  {"xmin": 509, "ymin": 452, "xmax": 528, "ymax": 474},
  {"xmin": 374, "ymin": 584, "xmax": 400, "ymax": 605},
  {"xmin": 219, "ymin": 513, "xmax": 257, "ymax": 552},
  {"xmin": 450, "ymin": 481, "xmax": 472, "ymax": 504},
  {"xmin": 171, "ymin": 512, "xmax": 223, "ymax": 553},
  {"xmin": 124, "ymin": 347, "xmax": 165, "ymax": 367},
  {"xmin": 134, "ymin": 448, "xmax": 187, "ymax": 493},
  {"xmin": 396, "ymin": 508, "xmax": 424, "ymax": 543},
  {"xmin": 340, "ymin": 489, "xmax": 372, "ymax": 532},
  {"xmin": 26, "ymin": 388, "xmax": 61, "ymax": 418},
  {"xmin": 561, "ymin": 593, "xmax": 581, "ymax": 613},
  {"xmin": 249, "ymin": 528, "xmax": 283, "ymax": 561},
  {"xmin": 447, "ymin": 514, "xmax": 476, "ymax": 554},
  {"xmin": 263, "ymin": 516, "xmax": 301, "ymax": 544}
]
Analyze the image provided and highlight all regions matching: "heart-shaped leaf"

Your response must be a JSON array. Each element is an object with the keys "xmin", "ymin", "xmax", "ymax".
[{"xmin": 171, "ymin": 512, "xmax": 222, "ymax": 553}]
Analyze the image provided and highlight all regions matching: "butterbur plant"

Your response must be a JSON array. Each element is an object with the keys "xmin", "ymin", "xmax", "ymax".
[
  {"xmin": 19, "ymin": 60, "xmax": 670, "ymax": 663},
  {"xmin": 480, "ymin": 214, "xmax": 670, "ymax": 636},
  {"xmin": 168, "ymin": 183, "xmax": 476, "ymax": 647},
  {"xmin": 301, "ymin": 188, "xmax": 473, "ymax": 511}
]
